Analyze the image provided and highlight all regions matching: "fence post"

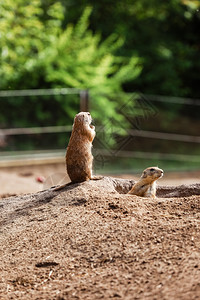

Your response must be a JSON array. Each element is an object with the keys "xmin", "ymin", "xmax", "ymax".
[{"xmin": 80, "ymin": 90, "xmax": 89, "ymax": 112}]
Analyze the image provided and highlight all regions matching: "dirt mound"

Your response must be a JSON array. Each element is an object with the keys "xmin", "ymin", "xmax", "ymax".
[{"xmin": 0, "ymin": 177, "xmax": 200, "ymax": 299}]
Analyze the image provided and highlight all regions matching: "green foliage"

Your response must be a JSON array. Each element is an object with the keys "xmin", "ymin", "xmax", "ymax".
[
  {"xmin": 63, "ymin": 0, "xmax": 200, "ymax": 99},
  {"xmin": 0, "ymin": 1, "xmax": 141, "ymax": 130},
  {"xmin": 0, "ymin": 0, "xmax": 64, "ymax": 89},
  {"xmin": 39, "ymin": 6, "xmax": 141, "ymax": 122}
]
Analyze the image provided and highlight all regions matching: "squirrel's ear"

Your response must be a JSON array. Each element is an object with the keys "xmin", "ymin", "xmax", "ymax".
[
  {"xmin": 75, "ymin": 114, "xmax": 83, "ymax": 123},
  {"xmin": 74, "ymin": 114, "xmax": 78, "ymax": 121},
  {"xmin": 83, "ymin": 114, "xmax": 90, "ymax": 123},
  {"xmin": 142, "ymin": 171, "xmax": 147, "ymax": 178}
]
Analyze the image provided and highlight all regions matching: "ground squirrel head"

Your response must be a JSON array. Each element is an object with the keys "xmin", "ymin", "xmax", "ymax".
[
  {"xmin": 141, "ymin": 167, "xmax": 164, "ymax": 182},
  {"xmin": 73, "ymin": 112, "xmax": 95, "ymax": 130}
]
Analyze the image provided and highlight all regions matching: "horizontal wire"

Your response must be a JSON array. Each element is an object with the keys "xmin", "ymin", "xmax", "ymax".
[
  {"xmin": 0, "ymin": 89, "xmax": 199, "ymax": 105},
  {"xmin": 0, "ymin": 88, "xmax": 82, "ymax": 97},
  {"xmin": 0, "ymin": 149, "xmax": 199, "ymax": 163},
  {"xmin": 128, "ymin": 129, "xmax": 200, "ymax": 143},
  {"xmin": 95, "ymin": 149, "xmax": 200, "ymax": 162},
  {"xmin": 1, "ymin": 126, "xmax": 199, "ymax": 143},
  {"xmin": 144, "ymin": 94, "xmax": 200, "ymax": 106},
  {"xmin": 0, "ymin": 126, "xmax": 72, "ymax": 135}
]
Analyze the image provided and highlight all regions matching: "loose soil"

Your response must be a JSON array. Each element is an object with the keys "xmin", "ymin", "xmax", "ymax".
[
  {"xmin": 0, "ymin": 164, "xmax": 200, "ymax": 197},
  {"xmin": 0, "ymin": 176, "xmax": 200, "ymax": 299}
]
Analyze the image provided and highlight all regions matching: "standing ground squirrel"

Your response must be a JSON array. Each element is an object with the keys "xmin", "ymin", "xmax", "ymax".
[
  {"xmin": 66, "ymin": 111, "xmax": 96, "ymax": 183},
  {"xmin": 53, "ymin": 111, "xmax": 102, "ymax": 190},
  {"xmin": 128, "ymin": 167, "xmax": 164, "ymax": 198}
]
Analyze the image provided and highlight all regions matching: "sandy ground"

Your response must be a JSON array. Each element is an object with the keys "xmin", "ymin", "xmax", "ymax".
[
  {"xmin": 0, "ymin": 164, "xmax": 199, "ymax": 197},
  {"xmin": 0, "ymin": 164, "xmax": 69, "ymax": 197},
  {"xmin": 0, "ymin": 177, "xmax": 200, "ymax": 299}
]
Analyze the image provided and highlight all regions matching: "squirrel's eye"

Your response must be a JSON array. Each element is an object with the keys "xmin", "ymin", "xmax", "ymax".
[{"xmin": 150, "ymin": 168, "xmax": 155, "ymax": 172}]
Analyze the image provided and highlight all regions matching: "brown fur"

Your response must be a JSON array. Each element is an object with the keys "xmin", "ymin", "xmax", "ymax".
[
  {"xmin": 66, "ymin": 112, "xmax": 96, "ymax": 183},
  {"xmin": 128, "ymin": 167, "xmax": 164, "ymax": 198}
]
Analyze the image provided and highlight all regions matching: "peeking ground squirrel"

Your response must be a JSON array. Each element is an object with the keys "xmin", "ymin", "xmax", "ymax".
[
  {"xmin": 66, "ymin": 111, "xmax": 96, "ymax": 183},
  {"xmin": 128, "ymin": 167, "xmax": 164, "ymax": 198}
]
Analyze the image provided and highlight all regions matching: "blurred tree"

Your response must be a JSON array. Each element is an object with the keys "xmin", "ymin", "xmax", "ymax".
[
  {"xmin": 0, "ymin": 0, "xmax": 64, "ymax": 89},
  {"xmin": 0, "ymin": 1, "xmax": 141, "ymax": 128},
  {"xmin": 62, "ymin": 0, "xmax": 200, "ymax": 99},
  {"xmin": 39, "ymin": 7, "xmax": 141, "ymax": 123}
]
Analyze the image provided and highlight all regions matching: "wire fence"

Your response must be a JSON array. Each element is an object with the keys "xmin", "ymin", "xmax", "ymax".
[
  {"xmin": 144, "ymin": 94, "xmax": 200, "ymax": 106},
  {"xmin": 0, "ymin": 88, "xmax": 200, "ymax": 171},
  {"xmin": 1, "ymin": 127, "xmax": 200, "ymax": 143}
]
